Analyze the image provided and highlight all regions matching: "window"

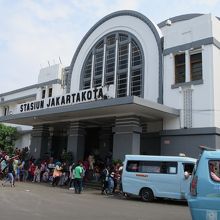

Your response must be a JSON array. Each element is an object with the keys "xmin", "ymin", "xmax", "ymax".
[
  {"xmin": 175, "ymin": 54, "xmax": 185, "ymax": 84},
  {"xmin": 81, "ymin": 32, "xmax": 143, "ymax": 97},
  {"xmin": 131, "ymin": 69, "xmax": 141, "ymax": 97},
  {"xmin": 42, "ymin": 89, "xmax": 46, "ymax": 99},
  {"xmin": 174, "ymin": 50, "xmax": 202, "ymax": 85},
  {"xmin": 48, "ymin": 87, "xmax": 53, "ymax": 97},
  {"xmin": 118, "ymin": 44, "xmax": 128, "ymax": 70},
  {"xmin": 183, "ymin": 163, "xmax": 195, "ymax": 174},
  {"xmin": 117, "ymin": 72, "xmax": 127, "ymax": 97},
  {"xmin": 4, "ymin": 106, "xmax": 9, "ymax": 116},
  {"xmin": 126, "ymin": 160, "xmax": 177, "ymax": 174},
  {"xmin": 82, "ymin": 53, "xmax": 92, "ymax": 89},
  {"xmin": 190, "ymin": 52, "xmax": 202, "ymax": 81},
  {"xmin": 209, "ymin": 160, "xmax": 220, "ymax": 182}
]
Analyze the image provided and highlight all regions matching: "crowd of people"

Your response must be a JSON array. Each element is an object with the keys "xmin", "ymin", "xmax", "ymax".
[{"xmin": 0, "ymin": 147, "xmax": 124, "ymax": 195}]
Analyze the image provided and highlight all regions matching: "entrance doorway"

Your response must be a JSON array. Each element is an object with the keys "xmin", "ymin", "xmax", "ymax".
[
  {"xmin": 51, "ymin": 135, "xmax": 67, "ymax": 160},
  {"xmin": 84, "ymin": 127, "xmax": 100, "ymax": 159}
]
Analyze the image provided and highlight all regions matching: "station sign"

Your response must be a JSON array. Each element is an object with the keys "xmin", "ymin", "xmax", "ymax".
[{"xmin": 17, "ymin": 85, "xmax": 115, "ymax": 113}]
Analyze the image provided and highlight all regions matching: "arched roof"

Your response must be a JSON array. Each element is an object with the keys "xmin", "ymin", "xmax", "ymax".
[{"xmin": 68, "ymin": 10, "xmax": 164, "ymax": 103}]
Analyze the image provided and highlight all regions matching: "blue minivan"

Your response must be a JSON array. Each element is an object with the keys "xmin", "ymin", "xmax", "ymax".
[
  {"xmin": 122, "ymin": 155, "xmax": 196, "ymax": 201},
  {"xmin": 188, "ymin": 147, "xmax": 220, "ymax": 220}
]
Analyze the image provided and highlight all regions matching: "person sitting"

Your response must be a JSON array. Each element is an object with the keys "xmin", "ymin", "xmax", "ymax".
[{"xmin": 209, "ymin": 163, "xmax": 220, "ymax": 182}]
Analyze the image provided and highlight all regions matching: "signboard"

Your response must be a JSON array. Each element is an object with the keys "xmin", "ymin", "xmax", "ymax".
[{"xmin": 17, "ymin": 85, "xmax": 115, "ymax": 113}]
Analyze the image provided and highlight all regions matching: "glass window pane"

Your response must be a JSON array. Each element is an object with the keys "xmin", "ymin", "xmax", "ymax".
[
  {"xmin": 94, "ymin": 51, "xmax": 104, "ymax": 77},
  {"xmin": 117, "ymin": 72, "xmax": 127, "ymax": 97},
  {"xmin": 118, "ymin": 44, "xmax": 128, "ymax": 70},
  {"xmin": 82, "ymin": 54, "xmax": 92, "ymax": 89},
  {"xmin": 191, "ymin": 53, "xmax": 202, "ymax": 81},
  {"xmin": 107, "ymin": 34, "xmax": 116, "ymax": 46},
  {"xmin": 106, "ymin": 47, "xmax": 115, "ymax": 74},
  {"xmin": 132, "ymin": 41, "xmax": 142, "ymax": 67},
  {"xmin": 119, "ymin": 33, "xmax": 128, "ymax": 42},
  {"xmin": 96, "ymin": 40, "xmax": 104, "ymax": 49},
  {"xmin": 175, "ymin": 54, "xmax": 185, "ymax": 84},
  {"xmin": 209, "ymin": 160, "xmax": 220, "ymax": 182},
  {"xmin": 131, "ymin": 69, "xmax": 141, "ymax": 97}
]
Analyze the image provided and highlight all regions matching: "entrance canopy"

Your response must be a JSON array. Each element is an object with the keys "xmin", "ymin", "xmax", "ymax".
[{"xmin": 0, "ymin": 96, "xmax": 179, "ymax": 126}]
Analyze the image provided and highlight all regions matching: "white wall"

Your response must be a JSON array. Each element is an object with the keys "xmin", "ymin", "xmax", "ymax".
[
  {"xmin": 211, "ymin": 15, "xmax": 220, "ymax": 42},
  {"xmin": 2, "ymin": 88, "xmax": 37, "ymax": 102},
  {"xmin": 70, "ymin": 15, "xmax": 162, "ymax": 102},
  {"xmin": 161, "ymin": 14, "xmax": 213, "ymax": 50},
  {"xmin": 213, "ymin": 46, "xmax": 220, "ymax": 127},
  {"xmin": 38, "ymin": 64, "xmax": 63, "ymax": 83},
  {"xmin": 163, "ymin": 14, "xmax": 215, "ymax": 129}
]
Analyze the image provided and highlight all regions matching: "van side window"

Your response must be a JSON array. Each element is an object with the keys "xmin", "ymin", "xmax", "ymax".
[
  {"xmin": 209, "ymin": 160, "xmax": 220, "ymax": 182},
  {"xmin": 126, "ymin": 161, "xmax": 177, "ymax": 174},
  {"xmin": 126, "ymin": 161, "xmax": 140, "ymax": 172},
  {"xmin": 160, "ymin": 162, "xmax": 177, "ymax": 174},
  {"xmin": 183, "ymin": 163, "xmax": 194, "ymax": 175}
]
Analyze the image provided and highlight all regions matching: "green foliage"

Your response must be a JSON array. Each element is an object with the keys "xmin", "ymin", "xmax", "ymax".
[
  {"xmin": 0, "ymin": 123, "xmax": 18, "ymax": 155},
  {"xmin": 113, "ymin": 159, "xmax": 122, "ymax": 165}
]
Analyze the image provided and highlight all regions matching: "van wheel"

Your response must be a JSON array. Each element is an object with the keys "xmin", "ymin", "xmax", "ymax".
[{"xmin": 140, "ymin": 188, "xmax": 154, "ymax": 202}]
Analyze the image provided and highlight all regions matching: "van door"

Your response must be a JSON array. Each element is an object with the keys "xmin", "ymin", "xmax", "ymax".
[
  {"xmin": 152, "ymin": 161, "xmax": 180, "ymax": 199},
  {"xmin": 180, "ymin": 163, "xmax": 195, "ymax": 198}
]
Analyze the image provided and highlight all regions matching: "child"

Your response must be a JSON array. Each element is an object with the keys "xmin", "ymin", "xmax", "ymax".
[{"xmin": 33, "ymin": 165, "xmax": 41, "ymax": 183}]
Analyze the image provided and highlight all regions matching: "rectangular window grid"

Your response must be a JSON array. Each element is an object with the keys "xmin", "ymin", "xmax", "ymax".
[
  {"xmin": 190, "ymin": 52, "xmax": 202, "ymax": 81},
  {"xmin": 175, "ymin": 54, "xmax": 185, "ymax": 84}
]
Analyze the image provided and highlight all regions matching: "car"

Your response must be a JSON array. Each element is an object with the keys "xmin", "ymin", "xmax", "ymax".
[
  {"xmin": 122, "ymin": 154, "xmax": 196, "ymax": 201},
  {"xmin": 188, "ymin": 146, "xmax": 220, "ymax": 220}
]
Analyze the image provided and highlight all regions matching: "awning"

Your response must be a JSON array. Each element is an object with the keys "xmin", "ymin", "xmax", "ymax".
[{"xmin": 0, "ymin": 96, "xmax": 179, "ymax": 126}]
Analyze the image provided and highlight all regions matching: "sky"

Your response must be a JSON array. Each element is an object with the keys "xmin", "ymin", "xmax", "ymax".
[{"xmin": 0, "ymin": 0, "xmax": 220, "ymax": 94}]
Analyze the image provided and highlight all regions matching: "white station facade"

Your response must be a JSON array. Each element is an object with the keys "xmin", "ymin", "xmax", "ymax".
[{"xmin": 1, "ymin": 11, "xmax": 220, "ymax": 161}]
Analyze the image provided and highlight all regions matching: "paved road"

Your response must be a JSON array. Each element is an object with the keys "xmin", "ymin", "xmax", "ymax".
[{"xmin": 0, "ymin": 181, "xmax": 192, "ymax": 220}]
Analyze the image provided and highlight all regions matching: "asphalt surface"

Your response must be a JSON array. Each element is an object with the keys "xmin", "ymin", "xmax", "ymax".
[{"xmin": 0, "ymin": 181, "xmax": 192, "ymax": 220}]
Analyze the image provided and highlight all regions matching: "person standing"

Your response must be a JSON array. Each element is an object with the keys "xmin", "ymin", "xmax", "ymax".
[
  {"xmin": 74, "ymin": 161, "xmax": 83, "ymax": 194},
  {"xmin": 52, "ymin": 162, "xmax": 62, "ymax": 186},
  {"xmin": 101, "ymin": 166, "xmax": 109, "ymax": 195},
  {"xmin": 2, "ymin": 159, "xmax": 15, "ymax": 187},
  {"xmin": 69, "ymin": 162, "xmax": 75, "ymax": 190}
]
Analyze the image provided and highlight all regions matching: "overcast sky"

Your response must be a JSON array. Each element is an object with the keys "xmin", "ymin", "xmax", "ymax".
[{"xmin": 1, "ymin": 0, "xmax": 220, "ymax": 94}]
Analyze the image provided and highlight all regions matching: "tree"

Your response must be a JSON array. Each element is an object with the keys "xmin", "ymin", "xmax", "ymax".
[{"xmin": 0, "ymin": 123, "xmax": 18, "ymax": 155}]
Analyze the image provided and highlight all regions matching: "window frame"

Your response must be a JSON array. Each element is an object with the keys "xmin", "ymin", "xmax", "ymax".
[
  {"xmin": 80, "ymin": 31, "xmax": 144, "ymax": 98},
  {"xmin": 174, "ymin": 53, "xmax": 186, "ymax": 84},
  {"xmin": 190, "ymin": 50, "xmax": 202, "ymax": 82},
  {"xmin": 48, "ymin": 87, "xmax": 53, "ymax": 98},
  {"xmin": 42, "ymin": 88, "xmax": 46, "ymax": 99}
]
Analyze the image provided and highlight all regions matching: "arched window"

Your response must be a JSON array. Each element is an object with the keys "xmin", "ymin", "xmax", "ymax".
[{"xmin": 81, "ymin": 32, "xmax": 143, "ymax": 97}]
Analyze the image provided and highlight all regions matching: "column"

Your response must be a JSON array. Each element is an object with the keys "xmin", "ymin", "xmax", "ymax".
[
  {"xmin": 112, "ymin": 116, "xmax": 142, "ymax": 161},
  {"xmin": 67, "ymin": 122, "xmax": 86, "ymax": 162},
  {"xmin": 185, "ymin": 50, "xmax": 190, "ymax": 82},
  {"xmin": 30, "ymin": 125, "xmax": 50, "ymax": 159}
]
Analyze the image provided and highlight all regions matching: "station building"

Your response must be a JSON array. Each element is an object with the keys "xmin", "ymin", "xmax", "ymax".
[{"xmin": 1, "ymin": 10, "xmax": 220, "ymax": 161}]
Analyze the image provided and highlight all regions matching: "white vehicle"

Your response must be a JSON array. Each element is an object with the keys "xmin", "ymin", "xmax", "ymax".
[{"xmin": 122, "ymin": 155, "xmax": 196, "ymax": 202}]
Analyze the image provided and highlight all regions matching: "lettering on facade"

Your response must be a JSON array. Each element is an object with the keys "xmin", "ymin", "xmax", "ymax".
[{"xmin": 19, "ymin": 87, "xmax": 104, "ymax": 113}]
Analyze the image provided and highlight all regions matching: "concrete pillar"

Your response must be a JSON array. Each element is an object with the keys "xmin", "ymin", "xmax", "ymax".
[
  {"xmin": 67, "ymin": 122, "xmax": 86, "ymax": 162},
  {"xmin": 99, "ymin": 126, "xmax": 113, "ymax": 159},
  {"xmin": 30, "ymin": 125, "xmax": 50, "ymax": 159},
  {"xmin": 112, "ymin": 116, "xmax": 142, "ymax": 161}
]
